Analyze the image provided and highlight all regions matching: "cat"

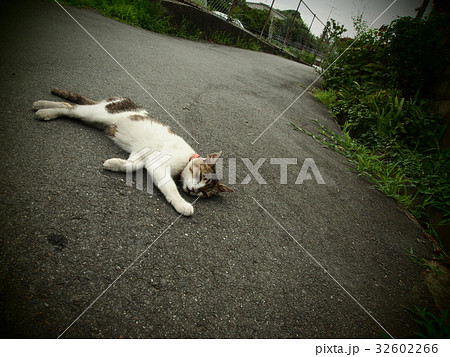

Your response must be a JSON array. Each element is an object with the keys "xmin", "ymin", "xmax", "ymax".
[{"xmin": 32, "ymin": 89, "xmax": 233, "ymax": 216}]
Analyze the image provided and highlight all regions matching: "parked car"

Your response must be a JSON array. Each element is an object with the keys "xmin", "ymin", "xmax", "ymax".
[{"xmin": 213, "ymin": 11, "xmax": 245, "ymax": 29}]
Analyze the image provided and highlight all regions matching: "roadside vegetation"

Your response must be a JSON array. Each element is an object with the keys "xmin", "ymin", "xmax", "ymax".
[
  {"xmin": 230, "ymin": 2, "xmax": 322, "ymax": 63},
  {"xmin": 60, "ymin": 0, "xmax": 173, "ymax": 32},
  {"xmin": 295, "ymin": 14, "xmax": 449, "ymax": 252},
  {"xmin": 404, "ymin": 306, "xmax": 449, "ymax": 338},
  {"xmin": 293, "ymin": 13, "xmax": 450, "ymax": 337},
  {"xmin": 59, "ymin": 0, "xmax": 261, "ymax": 50}
]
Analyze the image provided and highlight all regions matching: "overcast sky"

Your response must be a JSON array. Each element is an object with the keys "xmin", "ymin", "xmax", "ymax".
[{"xmin": 255, "ymin": 0, "xmax": 430, "ymax": 37}]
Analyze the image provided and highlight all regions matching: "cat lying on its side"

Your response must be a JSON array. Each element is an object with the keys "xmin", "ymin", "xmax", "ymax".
[{"xmin": 33, "ymin": 89, "xmax": 233, "ymax": 216}]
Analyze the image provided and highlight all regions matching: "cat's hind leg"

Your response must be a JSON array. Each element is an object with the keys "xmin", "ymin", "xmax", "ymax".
[
  {"xmin": 35, "ymin": 108, "xmax": 67, "ymax": 121},
  {"xmin": 32, "ymin": 100, "xmax": 73, "ymax": 110},
  {"xmin": 33, "ymin": 100, "xmax": 74, "ymax": 121},
  {"xmin": 33, "ymin": 101, "xmax": 116, "ymax": 126}
]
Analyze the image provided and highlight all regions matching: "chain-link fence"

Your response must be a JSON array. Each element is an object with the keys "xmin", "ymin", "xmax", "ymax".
[
  {"xmin": 187, "ymin": 0, "xmax": 233, "ymax": 16},
  {"xmin": 187, "ymin": 0, "xmax": 244, "ymax": 28},
  {"xmin": 182, "ymin": 0, "xmax": 329, "ymax": 65}
]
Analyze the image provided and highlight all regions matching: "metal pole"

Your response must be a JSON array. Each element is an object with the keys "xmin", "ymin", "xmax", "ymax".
[
  {"xmin": 301, "ymin": 13, "xmax": 316, "ymax": 51},
  {"xmin": 415, "ymin": 0, "xmax": 431, "ymax": 18},
  {"xmin": 313, "ymin": 23, "xmax": 327, "ymax": 66},
  {"xmin": 260, "ymin": 0, "xmax": 275, "ymax": 38},
  {"xmin": 283, "ymin": 0, "xmax": 303, "ymax": 47},
  {"xmin": 227, "ymin": 0, "xmax": 238, "ymax": 21},
  {"xmin": 308, "ymin": 13, "xmax": 316, "ymax": 32}
]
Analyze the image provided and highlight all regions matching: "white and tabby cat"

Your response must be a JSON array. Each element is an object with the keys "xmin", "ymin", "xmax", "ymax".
[{"xmin": 33, "ymin": 89, "xmax": 233, "ymax": 216}]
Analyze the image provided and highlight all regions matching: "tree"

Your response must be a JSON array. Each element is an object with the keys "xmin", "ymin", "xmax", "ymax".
[{"xmin": 230, "ymin": 1, "xmax": 269, "ymax": 32}]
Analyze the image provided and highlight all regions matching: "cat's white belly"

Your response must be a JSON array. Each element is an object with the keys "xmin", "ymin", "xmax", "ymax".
[{"xmin": 111, "ymin": 116, "xmax": 193, "ymax": 167}]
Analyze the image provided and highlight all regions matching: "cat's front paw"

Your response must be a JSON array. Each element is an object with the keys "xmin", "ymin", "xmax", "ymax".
[{"xmin": 174, "ymin": 201, "xmax": 194, "ymax": 216}]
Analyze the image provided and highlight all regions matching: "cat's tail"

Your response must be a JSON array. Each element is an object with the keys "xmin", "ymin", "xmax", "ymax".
[{"xmin": 51, "ymin": 88, "xmax": 99, "ymax": 105}]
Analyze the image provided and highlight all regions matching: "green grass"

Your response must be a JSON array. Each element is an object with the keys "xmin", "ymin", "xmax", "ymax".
[
  {"xmin": 287, "ymin": 47, "xmax": 316, "ymax": 64},
  {"xmin": 173, "ymin": 16, "xmax": 203, "ymax": 40},
  {"xmin": 236, "ymin": 36, "xmax": 261, "ymax": 51},
  {"xmin": 311, "ymin": 88, "xmax": 337, "ymax": 109},
  {"xmin": 208, "ymin": 32, "xmax": 261, "ymax": 51},
  {"xmin": 59, "ymin": 0, "xmax": 261, "ymax": 51},
  {"xmin": 408, "ymin": 248, "xmax": 444, "ymax": 279},
  {"xmin": 60, "ymin": 0, "xmax": 173, "ymax": 33},
  {"xmin": 268, "ymin": 39, "xmax": 317, "ymax": 63},
  {"xmin": 290, "ymin": 120, "xmax": 414, "ymax": 205},
  {"xmin": 291, "ymin": 118, "xmax": 450, "ymax": 249},
  {"xmin": 404, "ymin": 306, "xmax": 449, "ymax": 338}
]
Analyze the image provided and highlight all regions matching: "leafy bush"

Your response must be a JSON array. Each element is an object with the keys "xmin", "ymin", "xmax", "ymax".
[
  {"xmin": 174, "ymin": 16, "xmax": 203, "ymax": 40},
  {"xmin": 233, "ymin": 4, "xmax": 268, "ymax": 33},
  {"xmin": 331, "ymin": 83, "xmax": 444, "ymax": 151},
  {"xmin": 310, "ymin": 13, "xmax": 450, "ymax": 248},
  {"xmin": 322, "ymin": 14, "xmax": 449, "ymax": 99},
  {"xmin": 386, "ymin": 15, "xmax": 449, "ymax": 98},
  {"xmin": 322, "ymin": 31, "xmax": 389, "ymax": 90}
]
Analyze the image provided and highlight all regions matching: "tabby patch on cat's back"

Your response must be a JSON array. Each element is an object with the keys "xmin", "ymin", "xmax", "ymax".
[
  {"xmin": 33, "ymin": 89, "xmax": 233, "ymax": 216},
  {"xmin": 105, "ymin": 98, "xmax": 143, "ymax": 114}
]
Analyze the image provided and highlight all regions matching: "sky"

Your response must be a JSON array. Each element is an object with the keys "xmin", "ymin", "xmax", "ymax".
[{"xmin": 254, "ymin": 0, "xmax": 431, "ymax": 37}]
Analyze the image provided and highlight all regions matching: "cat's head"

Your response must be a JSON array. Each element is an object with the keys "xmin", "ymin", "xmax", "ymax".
[{"xmin": 181, "ymin": 151, "xmax": 233, "ymax": 198}]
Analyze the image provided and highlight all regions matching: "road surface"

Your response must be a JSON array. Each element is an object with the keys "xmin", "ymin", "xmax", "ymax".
[{"xmin": 0, "ymin": 0, "xmax": 434, "ymax": 338}]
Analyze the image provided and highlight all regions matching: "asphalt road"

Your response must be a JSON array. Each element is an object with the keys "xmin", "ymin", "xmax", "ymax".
[{"xmin": 0, "ymin": 0, "xmax": 434, "ymax": 338}]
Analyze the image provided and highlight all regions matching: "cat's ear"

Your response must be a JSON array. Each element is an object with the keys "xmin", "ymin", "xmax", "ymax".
[
  {"xmin": 207, "ymin": 151, "xmax": 222, "ymax": 158},
  {"xmin": 205, "ymin": 151, "xmax": 222, "ymax": 166},
  {"xmin": 217, "ymin": 182, "xmax": 234, "ymax": 193}
]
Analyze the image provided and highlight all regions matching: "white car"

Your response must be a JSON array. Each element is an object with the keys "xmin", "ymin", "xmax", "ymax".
[{"xmin": 213, "ymin": 11, "xmax": 245, "ymax": 29}]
